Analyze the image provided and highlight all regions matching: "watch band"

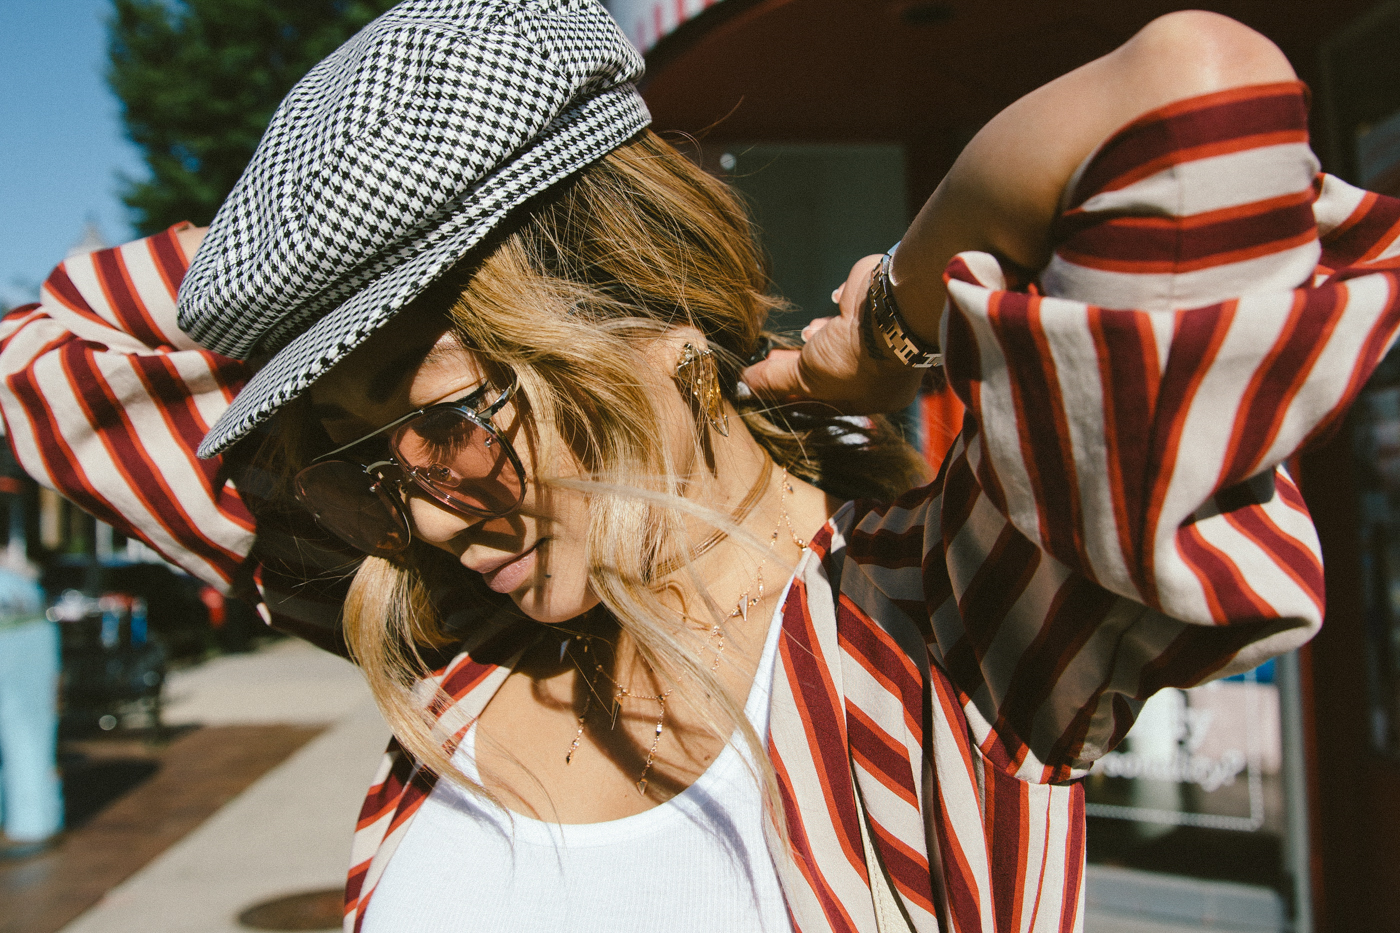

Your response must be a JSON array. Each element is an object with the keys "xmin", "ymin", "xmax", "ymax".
[{"xmin": 866, "ymin": 252, "xmax": 942, "ymax": 369}]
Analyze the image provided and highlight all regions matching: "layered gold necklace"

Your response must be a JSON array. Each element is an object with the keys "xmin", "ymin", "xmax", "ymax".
[{"xmin": 561, "ymin": 466, "xmax": 807, "ymax": 796}]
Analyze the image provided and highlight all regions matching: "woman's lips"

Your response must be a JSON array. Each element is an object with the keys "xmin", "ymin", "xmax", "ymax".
[{"xmin": 480, "ymin": 542, "xmax": 541, "ymax": 594}]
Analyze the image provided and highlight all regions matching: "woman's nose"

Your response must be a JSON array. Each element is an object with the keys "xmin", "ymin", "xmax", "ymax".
[{"xmin": 405, "ymin": 493, "xmax": 475, "ymax": 548}]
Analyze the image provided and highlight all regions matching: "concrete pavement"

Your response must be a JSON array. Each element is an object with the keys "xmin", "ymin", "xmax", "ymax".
[{"xmin": 58, "ymin": 638, "xmax": 389, "ymax": 933}]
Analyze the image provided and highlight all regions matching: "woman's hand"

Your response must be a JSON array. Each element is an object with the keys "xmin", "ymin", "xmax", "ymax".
[
  {"xmin": 741, "ymin": 254, "xmax": 923, "ymax": 414},
  {"xmin": 176, "ymin": 224, "xmax": 208, "ymax": 258}
]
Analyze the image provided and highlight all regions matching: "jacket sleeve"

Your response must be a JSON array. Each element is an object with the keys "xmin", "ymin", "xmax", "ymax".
[
  {"xmin": 0, "ymin": 225, "xmax": 354, "ymax": 655},
  {"xmin": 0, "ymin": 225, "xmax": 256, "ymax": 587},
  {"xmin": 922, "ymin": 83, "xmax": 1400, "ymax": 781}
]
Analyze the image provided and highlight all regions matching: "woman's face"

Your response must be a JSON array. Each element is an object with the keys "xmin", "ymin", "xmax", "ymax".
[{"xmin": 307, "ymin": 311, "xmax": 598, "ymax": 624}]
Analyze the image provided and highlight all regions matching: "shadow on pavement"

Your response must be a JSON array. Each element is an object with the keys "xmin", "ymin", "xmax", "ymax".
[{"xmin": 0, "ymin": 724, "xmax": 323, "ymax": 933}]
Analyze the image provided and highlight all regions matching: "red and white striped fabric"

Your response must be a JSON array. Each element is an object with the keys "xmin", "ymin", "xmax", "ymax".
[
  {"xmin": 0, "ymin": 226, "xmax": 255, "ymax": 586},
  {"xmin": 2, "ymin": 82, "xmax": 1397, "ymax": 933},
  {"xmin": 0, "ymin": 226, "xmax": 357, "ymax": 653}
]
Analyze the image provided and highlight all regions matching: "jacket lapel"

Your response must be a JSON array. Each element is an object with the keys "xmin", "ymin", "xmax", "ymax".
[{"xmin": 345, "ymin": 612, "xmax": 534, "ymax": 931}]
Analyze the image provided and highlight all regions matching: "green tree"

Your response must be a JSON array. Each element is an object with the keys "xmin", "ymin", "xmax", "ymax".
[{"xmin": 108, "ymin": 0, "xmax": 399, "ymax": 235}]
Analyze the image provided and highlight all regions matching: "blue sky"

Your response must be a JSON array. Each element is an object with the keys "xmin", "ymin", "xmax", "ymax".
[{"xmin": 0, "ymin": 0, "xmax": 145, "ymax": 309}]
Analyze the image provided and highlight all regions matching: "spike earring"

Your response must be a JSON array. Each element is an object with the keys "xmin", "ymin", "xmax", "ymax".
[{"xmin": 675, "ymin": 342, "xmax": 730, "ymax": 438}]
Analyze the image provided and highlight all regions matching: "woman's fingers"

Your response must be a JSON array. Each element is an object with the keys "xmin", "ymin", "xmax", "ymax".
[
  {"xmin": 740, "ymin": 347, "xmax": 810, "ymax": 402},
  {"xmin": 742, "ymin": 254, "xmax": 920, "ymax": 413},
  {"xmin": 801, "ymin": 316, "xmax": 837, "ymax": 342}
]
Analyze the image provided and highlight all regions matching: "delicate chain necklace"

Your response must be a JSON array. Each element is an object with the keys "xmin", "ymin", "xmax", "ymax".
[
  {"xmin": 710, "ymin": 469, "xmax": 809, "ymax": 677},
  {"xmin": 562, "ymin": 466, "xmax": 809, "ymax": 797},
  {"xmin": 725, "ymin": 469, "xmax": 806, "ymax": 627},
  {"xmin": 653, "ymin": 457, "xmax": 773, "ymax": 579}
]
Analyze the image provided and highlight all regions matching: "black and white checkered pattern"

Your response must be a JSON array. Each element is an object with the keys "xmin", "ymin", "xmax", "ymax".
[{"xmin": 178, "ymin": 0, "xmax": 649, "ymax": 458}]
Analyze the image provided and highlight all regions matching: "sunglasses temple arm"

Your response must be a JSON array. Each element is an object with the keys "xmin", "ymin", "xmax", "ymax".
[
  {"xmin": 312, "ymin": 375, "xmax": 516, "ymax": 464},
  {"xmin": 480, "ymin": 374, "xmax": 518, "ymax": 418}
]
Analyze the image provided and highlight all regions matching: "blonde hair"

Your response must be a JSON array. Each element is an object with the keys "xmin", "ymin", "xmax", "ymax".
[{"xmin": 271, "ymin": 130, "xmax": 928, "ymax": 821}]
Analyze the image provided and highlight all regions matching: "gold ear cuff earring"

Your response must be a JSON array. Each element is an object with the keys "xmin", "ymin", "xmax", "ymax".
[{"xmin": 675, "ymin": 341, "xmax": 730, "ymax": 438}]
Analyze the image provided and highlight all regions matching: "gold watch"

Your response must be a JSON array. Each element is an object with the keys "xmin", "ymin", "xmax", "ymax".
[{"xmin": 866, "ymin": 252, "xmax": 942, "ymax": 369}]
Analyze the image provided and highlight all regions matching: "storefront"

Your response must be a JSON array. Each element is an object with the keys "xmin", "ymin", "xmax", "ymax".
[{"xmin": 607, "ymin": 0, "xmax": 1399, "ymax": 929}]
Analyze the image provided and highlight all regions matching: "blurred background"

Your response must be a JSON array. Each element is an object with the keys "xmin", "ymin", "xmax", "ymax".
[{"xmin": 4, "ymin": 0, "xmax": 1400, "ymax": 930}]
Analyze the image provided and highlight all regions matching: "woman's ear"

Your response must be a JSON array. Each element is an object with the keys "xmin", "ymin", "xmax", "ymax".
[
  {"xmin": 647, "ymin": 325, "xmax": 727, "ymax": 471},
  {"xmin": 651, "ymin": 325, "xmax": 707, "ymax": 367}
]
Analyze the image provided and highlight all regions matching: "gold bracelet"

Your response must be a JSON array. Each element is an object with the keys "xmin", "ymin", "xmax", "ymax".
[{"xmin": 865, "ymin": 252, "xmax": 942, "ymax": 369}]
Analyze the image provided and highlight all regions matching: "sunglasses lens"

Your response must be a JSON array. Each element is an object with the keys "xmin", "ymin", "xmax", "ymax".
[
  {"xmin": 294, "ymin": 461, "xmax": 411, "ymax": 556},
  {"xmin": 393, "ymin": 409, "xmax": 524, "ymax": 516}
]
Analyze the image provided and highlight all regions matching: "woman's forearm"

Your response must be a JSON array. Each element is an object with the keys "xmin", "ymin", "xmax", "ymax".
[{"xmin": 888, "ymin": 11, "xmax": 1298, "ymax": 346}]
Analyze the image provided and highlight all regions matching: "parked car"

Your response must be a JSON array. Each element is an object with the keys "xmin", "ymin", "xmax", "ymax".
[
  {"xmin": 48, "ymin": 589, "xmax": 165, "ymax": 733},
  {"xmin": 42, "ymin": 558, "xmax": 214, "ymax": 660},
  {"xmin": 42, "ymin": 558, "xmax": 212, "ymax": 734}
]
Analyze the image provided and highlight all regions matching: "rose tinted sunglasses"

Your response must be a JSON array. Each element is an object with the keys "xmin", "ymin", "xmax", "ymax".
[{"xmin": 294, "ymin": 375, "xmax": 526, "ymax": 556}]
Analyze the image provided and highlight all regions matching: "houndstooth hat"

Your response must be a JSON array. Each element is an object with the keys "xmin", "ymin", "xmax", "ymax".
[{"xmin": 179, "ymin": 0, "xmax": 649, "ymax": 458}]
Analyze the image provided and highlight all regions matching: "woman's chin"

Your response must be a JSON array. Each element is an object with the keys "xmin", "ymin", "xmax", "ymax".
[{"xmin": 509, "ymin": 582, "xmax": 600, "ymax": 625}]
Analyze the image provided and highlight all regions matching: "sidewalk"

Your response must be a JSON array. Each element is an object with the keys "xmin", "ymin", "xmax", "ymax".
[
  {"xmin": 160, "ymin": 636, "xmax": 377, "ymax": 729},
  {"xmin": 57, "ymin": 638, "xmax": 387, "ymax": 933}
]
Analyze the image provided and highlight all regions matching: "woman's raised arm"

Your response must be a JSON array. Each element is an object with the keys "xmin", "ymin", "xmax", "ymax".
[
  {"xmin": 742, "ymin": 11, "xmax": 1298, "ymax": 410},
  {"xmin": 0, "ymin": 225, "xmax": 256, "ymax": 588},
  {"xmin": 0, "ymin": 226, "xmax": 357, "ymax": 654},
  {"xmin": 892, "ymin": 10, "xmax": 1298, "ymax": 336}
]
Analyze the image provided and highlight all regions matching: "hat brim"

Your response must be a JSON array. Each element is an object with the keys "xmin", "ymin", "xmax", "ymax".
[{"xmin": 196, "ymin": 84, "xmax": 649, "ymax": 459}]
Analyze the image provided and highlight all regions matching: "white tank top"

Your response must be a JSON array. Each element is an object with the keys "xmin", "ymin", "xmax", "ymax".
[{"xmin": 364, "ymin": 586, "xmax": 795, "ymax": 933}]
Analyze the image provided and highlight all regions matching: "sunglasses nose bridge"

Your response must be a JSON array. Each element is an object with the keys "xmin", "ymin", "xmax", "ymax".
[
  {"xmin": 380, "ymin": 454, "xmax": 494, "ymax": 534},
  {"xmin": 364, "ymin": 457, "xmax": 406, "ymax": 486},
  {"xmin": 359, "ymin": 459, "xmax": 415, "ymax": 516},
  {"xmin": 294, "ymin": 457, "xmax": 415, "ymax": 557}
]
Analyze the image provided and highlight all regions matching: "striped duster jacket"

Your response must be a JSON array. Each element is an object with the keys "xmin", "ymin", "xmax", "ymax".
[{"xmin": 2, "ymin": 83, "xmax": 1397, "ymax": 932}]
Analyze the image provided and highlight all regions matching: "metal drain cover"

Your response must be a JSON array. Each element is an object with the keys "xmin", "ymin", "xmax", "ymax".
[{"xmin": 237, "ymin": 888, "xmax": 343, "ymax": 930}]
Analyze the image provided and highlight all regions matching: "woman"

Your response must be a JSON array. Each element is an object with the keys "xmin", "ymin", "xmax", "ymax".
[{"xmin": 3, "ymin": 2, "xmax": 1396, "ymax": 930}]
